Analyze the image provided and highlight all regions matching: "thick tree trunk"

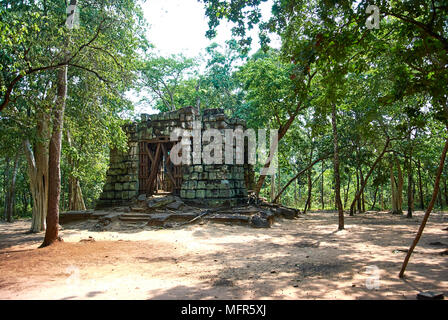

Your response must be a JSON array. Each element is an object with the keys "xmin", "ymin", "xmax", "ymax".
[
  {"xmin": 390, "ymin": 155, "xmax": 403, "ymax": 214},
  {"xmin": 24, "ymin": 111, "xmax": 50, "ymax": 233},
  {"xmin": 41, "ymin": 65, "xmax": 67, "ymax": 248},
  {"xmin": 331, "ymin": 105, "xmax": 344, "ymax": 230},
  {"xmin": 399, "ymin": 135, "xmax": 448, "ymax": 278}
]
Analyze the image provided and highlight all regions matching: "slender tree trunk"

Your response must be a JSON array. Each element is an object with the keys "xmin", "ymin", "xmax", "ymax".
[
  {"xmin": 407, "ymin": 146, "xmax": 414, "ymax": 218},
  {"xmin": 66, "ymin": 129, "xmax": 86, "ymax": 211},
  {"xmin": 396, "ymin": 156, "xmax": 404, "ymax": 211},
  {"xmin": 444, "ymin": 178, "xmax": 448, "ymax": 207},
  {"xmin": 344, "ymin": 173, "xmax": 351, "ymax": 209},
  {"xmin": 360, "ymin": 169, "xmax": 365, "ymax": 212},
  {"xmin": 294, "ymin": 178, "xmax": 297, "ymax": 207},
  {"xmin": 270, "ymin": 173, "xmax": 276, "ymax": 203},
  {"xmin": 303, "ymin": 146, "xmax": 314, "ymax": 214},
  {"xmin": 321, "ymin": 161, "xmax": 324, "ymax": 210},
  {"xmin": 399, "ymin": 135, "xmax": 448, "ymax": 278},
  {"xmin": 331, "ymin": 104, "xmax": 344, "ymax": 230},
  {"xmin": 371, "ymin": 186, "xmax": 378, "ymax": 210},
  {"xmin": 417, "ymin": 159, "xmax": 424, "ymax": 209},
  {"xmin": 3, "ymin": 157, "xmax": 10, "ymax": 221},
  {"xmin": 41, "ymin": 65, "xmax": 67, "ymax": 247},
  {"xmin": 355, "ymin": 170, "xmax": 361, "ymax": 213}
]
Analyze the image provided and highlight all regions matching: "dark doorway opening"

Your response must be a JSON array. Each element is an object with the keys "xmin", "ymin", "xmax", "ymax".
[{"xmin": 138, "ymin": 137, "xmax": 183, "ymax": 196}]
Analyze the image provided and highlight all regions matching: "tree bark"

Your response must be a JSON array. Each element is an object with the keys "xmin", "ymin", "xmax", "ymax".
[
  {"xmin": 303, "ymin": 147, "xmax": 314, "ymax": 214},
  {"xmin": 66, "ymin": 129, "xmax": 86, "ymax": 211},
  {"xmin": 344, "ymin": 173, "xmax": 351, "ymax": 209},
  {"xmin": 5, "ymin": 153, "xmax": 20, "ymax": 222},
  {"xmin": 407, "ymin": 145, "xmax": 414, "ymax": 218},
  {"xmin": 321, "ymin": 161, "xmax": 324, "ymax": 210},
  {"xmin": 371, "ymin": 186, "xmax": 378, "ymax": 210},
  {"xmin": 41, "ymin": 65, "xmax": 67, "ymax": 247},
  {"xmin": 417, "ymin": 159, "xmax": 424, "ymax": 209},
  {"xmin": 331, "ymin": 104, "xmax": 344, "ymax": 230},
  {"xmin": 24, "ymin": 110, "xmax": 50, "ymax": 233},
  {"xmin": 360, "ymin": 169, "xmax": 365, "ymax": 212},
  {"xmin": 3, "ymin": 157, "xmax": 11, "ymax": 221},
  {"xmin": 390, "ymin": 155, "xmax": 403, "ymax": 214},
  {"xmin": 399, "ymin": 135, "xmax": 448, "ymax": 278}
]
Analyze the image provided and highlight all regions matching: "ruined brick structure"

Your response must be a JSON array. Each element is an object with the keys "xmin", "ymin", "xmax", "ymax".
[{"xmin": 96, "ymin": 107, "xmax": 254, "ymax": 208}]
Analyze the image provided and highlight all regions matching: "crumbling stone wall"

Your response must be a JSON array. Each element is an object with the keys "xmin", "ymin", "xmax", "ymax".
[
  {"xmin": 96, "ymin": 123, "xmax": 139, "ymax": 208},
  {"xmin": 97, "ymin": 107, "xmax": 253, "ymax": 208}
]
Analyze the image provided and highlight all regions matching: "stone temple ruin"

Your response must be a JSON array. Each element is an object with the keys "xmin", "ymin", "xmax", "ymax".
[
  {"xmin": 96, "ymin": 107, "xmax": 255, "ymax": 209},
  {"xmin": 60, "ymin": 107, "xmax": 299, "ymax": 228}
]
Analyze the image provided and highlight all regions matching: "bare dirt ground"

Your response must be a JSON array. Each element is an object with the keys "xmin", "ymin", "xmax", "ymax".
[{"xmin": 0, "ymin": 210, "xmax": 447, "ymax": 300}]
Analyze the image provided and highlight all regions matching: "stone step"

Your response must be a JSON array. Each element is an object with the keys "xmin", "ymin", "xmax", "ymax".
[
  {"xmin": 204, "ymin": 214, "xmax": 251, "ymax": 224},
  {"xmin": 119, "ymin": 216, "xmax": 152, "ymax": 222},
  {"xmin": 130, "ymin": 207, "xmax": 147, "ymax": 213}
]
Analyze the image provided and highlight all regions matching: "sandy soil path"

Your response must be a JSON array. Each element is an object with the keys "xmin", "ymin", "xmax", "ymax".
[{"xmin": 0, "ymin": 211, "xmax": 447, "ymax": 300}]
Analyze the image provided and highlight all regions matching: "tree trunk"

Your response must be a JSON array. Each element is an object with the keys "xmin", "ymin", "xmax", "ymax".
[
  {"xmin": 417, "ymin": 159, "xmax": 424, "ymax": 209},
  {"xmin": 360, "ymin": 169, "xmax": 365, "ymax": 212},
  {"xmin": 303, "ymin": 147, "xmax": 314, "ymax": 214},
  {"xmin": 5, "ymin": 153, "xmax": 20, "ymax": 222},
  {"xmin": 399, "ymin": 135, "xmax": 448, "ymax": 278},
  {"xmin": 390, "ymin": 155, "xmax": 403, "ymax": 214},
  {"xmin": 3, "ymin": 157, "xmax": 11, "ymax": 221},
  {"xmin": 321, "ymin": 161, "xmax": 324, "ymax": 210},
  {"xmin": 24, "ymin": 110, "xmax": 50, "ymax": 233},
  {"xmin": 407, "ymin": 147, "xmax": 414, "ymax": 218},
  {"xmin": 444, "ymin": 178, "xmax": 448, "ymax": 207},
  {"xmin": 41, "ymin": 65, "xmax": 67, "ymax": 248},
  {"xmin": 355, "ymin": 170, "xmax": 361, "ymax": 214},
  {"xmin": 371, "ymin": 186, "xmax": 378, "ymax": 210},
  {"xmin": 66, "ymin": 129, "xmax": 86, "ymax": 211},
  {"xmin": 344, "ymin": 173, "xmax": 351, "ymax": 209},
  {"xmin": 270, "ymin": 173, "xmax": 276, "ymax": 203},
  {"xmin": 331, "ymin": 104, "xmax": 344, "ymax": 230}
]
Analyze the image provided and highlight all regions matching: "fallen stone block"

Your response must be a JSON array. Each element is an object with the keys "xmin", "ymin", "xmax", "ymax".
[
  {"xmin": 416, "ymin": 291, "xmax": 444, "ymax": 300},
  {"xmin": 275, "ymin": 207, "xmax": 298, "ymax": 219},
  {"xmin": 59, "ymin": 210, "xmax": 93, "ymax": 224},
  {"xmin": 166, "ymin": 200, "xmax": 184, "ymax": 210},
  {"xmin": 250, "ymin": 214, "xmax": 272, "ymax": 228}
]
